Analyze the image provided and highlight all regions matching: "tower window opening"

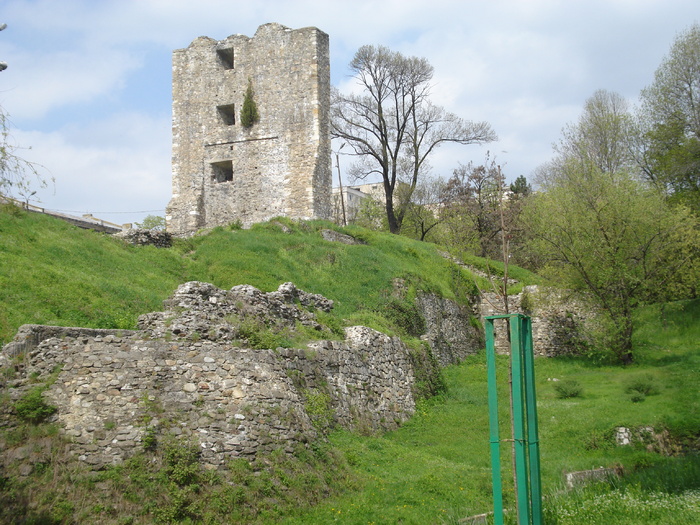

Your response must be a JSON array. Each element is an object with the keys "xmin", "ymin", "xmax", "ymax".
[
  {"xmin": 216, "ymin": 47, "xmax": 234, "ymax": 69},
  {"xmin": 211, "ymin": 160, "xmax": 234, "ymax": 183},
  {"xmin": 217, "ymin": 104, "xmax": 236, "ymax": 125}
]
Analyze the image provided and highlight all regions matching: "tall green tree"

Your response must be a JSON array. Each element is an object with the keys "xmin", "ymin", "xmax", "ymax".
[
  {"xmin": 638, "ymin": 23, "xmax": 700, "ymax": 210},
  {"xmin": 136, "ymin": 215, "xmax": 166, "ymax": 231},
  {"xmin": 528, "ymin": 89, "xmax": 699, "ymax": 364},
  {"xmin": 509, "ymin": 175, "xmax": 531, "ymax": 196},
  {"xmin": 332, "ymin": 45, "xmax": 496, "ymax": 234},
  {"xmin": 526, "ymin": 162, "xmax": 698, "ymax": 364}
]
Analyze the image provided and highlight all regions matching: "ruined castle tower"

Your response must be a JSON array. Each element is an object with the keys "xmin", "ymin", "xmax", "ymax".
[{"xmin": 166, "ymin": 23, "xmax": 332, "ymax": 235}]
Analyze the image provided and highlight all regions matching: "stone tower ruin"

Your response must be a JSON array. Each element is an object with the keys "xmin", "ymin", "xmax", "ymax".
[{"xmin": 166, "ymin": 23, "xmax": 331, "ymax": 235}]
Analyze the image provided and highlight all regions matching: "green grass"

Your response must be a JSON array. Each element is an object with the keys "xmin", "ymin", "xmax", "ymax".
[
  {"xmin": 275, "ymin": 300, "xmax": 700, "ymax": 524},
  {"xmin": 0, "ymin": 207, "xmax": 698, "ymax": 523},
  {"xmin": 1, "ymin": 211, "xmax": 503, "ymax": 345},
  {"xmin": 453, "ymin": 251, "xmax": 547, "ymax": 295},
  {"xmin": 0, "ymin": 209, "xmax": 195, "ymax": 342}
]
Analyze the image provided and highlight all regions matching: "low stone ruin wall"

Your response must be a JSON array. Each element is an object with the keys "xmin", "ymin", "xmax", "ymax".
[
  {"xmin": 416, "ymin": 292, "xmax": 482, "ymax": 367},
  {"xmin": 114, "ymin": 228, "xmax": 173, "ymax": 248},
  {"xmin": 480, "ymin": 285, "xmax": 591, "ymax": 356},
  {"xmin": 1, "ymin": 282, "xmax": 415, "ymax": 470},
  {"xmin": 1, "ymin": 276, "xmax": 591, "ymax": 472}
]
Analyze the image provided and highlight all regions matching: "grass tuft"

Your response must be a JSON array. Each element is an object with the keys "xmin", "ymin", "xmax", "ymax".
[{"xmin": 554, "ymin": 379, "xmax": 584, "ymax": 399}]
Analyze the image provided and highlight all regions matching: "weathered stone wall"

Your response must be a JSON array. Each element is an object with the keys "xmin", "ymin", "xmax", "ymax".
[
  {"xmin": 480, "ymin": 285, "xmax": 590, "ymax": 356},
  {"xmin": 166, "ymin": 23, "xmax": 332, "ymax": 235},
  {"xmin": 114, "ymin": 228, "xmax": 173, "ymax": 248},
  {"xmin": 2, "ymin": 265, "xmax": 589, "ymax": 473},
  {"xmin": 1, "ymin": 283, "xmax": 414, "ymax": 470},
  {"xmin": 416, "ymin": 292, "xmax": 483, "ymax": 367}
]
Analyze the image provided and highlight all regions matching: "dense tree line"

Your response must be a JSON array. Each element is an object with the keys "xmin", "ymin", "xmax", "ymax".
[{"xmin": 522, "ymin": 25, "xmax": 700, "ymax": 363}]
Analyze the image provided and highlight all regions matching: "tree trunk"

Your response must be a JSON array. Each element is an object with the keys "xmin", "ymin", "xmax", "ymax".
[
  {"xmin": 615, "ymin": 310, "xmax": 635, "ymax": 365},
  {"xmin": 385, "ymin": 190, "xmax": 401, "ymax": 234}
]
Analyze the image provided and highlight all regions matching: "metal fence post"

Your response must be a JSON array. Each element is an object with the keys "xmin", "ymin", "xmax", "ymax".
[
  {"xmin": 484, "ymin": 314, "xmax": 542, "ymax": 525},
  {"xmin": 485, "ymin": 318, "xmax": 504, "ymax": 525}
]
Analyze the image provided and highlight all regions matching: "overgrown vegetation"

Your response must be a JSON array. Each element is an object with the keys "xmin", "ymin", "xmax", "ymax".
[
  {"xmin": 553, "ymin": 379, "xmax": 583, "ymax": 399},
  {"xmin": 276, "ymin": 300, "xmax": 699, "ymax": 524},
  {"xmin": 13, "ymin": 385, "xmax": 57, "ymax": 423},
  {"xmin": 0, "ymin": 296, "xmax": 696, "ymax": 522},
  {"xmin": 0, "ymin": 427, "xmax": 353, "ymax": 524}
]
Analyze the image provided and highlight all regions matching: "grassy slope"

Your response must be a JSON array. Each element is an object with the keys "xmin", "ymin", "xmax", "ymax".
[
  {"xmin": 0, "ymin": 210, "xmax": 484, "ymax": 345},
  {"xmin": 0, "ymin": 208, "xmax": 698, "ymax": 524},
  {"xmin": 0, "ymin": 209, "xmax": 195, "ymax": 342},
  {"xmin": 280, "ymin": 299, "xmax": 700, "ymax": 524}
]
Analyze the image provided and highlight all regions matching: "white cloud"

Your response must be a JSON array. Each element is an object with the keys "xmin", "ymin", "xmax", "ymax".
[
  {"xmin": 1, "ymin": 44, "xmax": 141, "ymax": 120},
  {"xmin": 15, "ymin": 112, "xmax": 171, "ymax": 225}
]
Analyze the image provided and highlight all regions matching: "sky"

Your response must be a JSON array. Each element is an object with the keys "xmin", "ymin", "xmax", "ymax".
[{"xmin": 0, "ymin": 0, "xmax": 698, "ymax": 226}]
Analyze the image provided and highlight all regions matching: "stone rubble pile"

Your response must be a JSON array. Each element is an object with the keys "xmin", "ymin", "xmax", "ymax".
[{"xmin": 114, "ymin": 228, "xmax": 173, "ymax": 248}]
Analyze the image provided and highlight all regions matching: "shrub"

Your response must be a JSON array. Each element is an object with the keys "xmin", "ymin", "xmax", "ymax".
[
  {"xmin": 240, "ymin": 79, "xmax": 260, "ymax": 128},
  {"xmin": 236, "ymin": 319, "xmax": 292, "ymax": 349},
  {"xmin": 408, "ymin": 342, "xmax": 447, "ymax": 401},
  {"xmin": 583, "ymin": 427, "xmax": 615, "ymax": 450},
  {"xmin": 554, "ymin": 379, "xmax": 583, "ymax": 399},
  {"xmin": 630, "ymin": 392, "xmax": 646, "ymax": 403},
  {"xmin": 520, "ymin": 289, "xmax": 534, "ymax": 313},
  {"xmin": 625, "ymin": 375, "xmax": 658, "ymax": 396},
  {"xmin": 142, "ymin": 427, "xmax": 158, "ymax": 451},
  {"xmin": 162, "ymin": 442, "xmax": 201, "ymax": 487},
  {"xmin": 383, "ymin": 298, "xmax": 425, "ymax": 337},
  {"xmin": 14, "ymin": 386, "xmax": 57, "ymax": 423},
  {"xmin": 302, "ymin": 388, "xmax": 335, "ymax": 432}
]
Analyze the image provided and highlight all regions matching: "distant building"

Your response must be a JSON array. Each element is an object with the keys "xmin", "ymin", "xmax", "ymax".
[
  {"xmin": 330, "ymin": 182, "xmax": 415, "ymax": 226},
  {"xmin": 331, "ymin": 183, "xmax": 386, "ymax": 225}
]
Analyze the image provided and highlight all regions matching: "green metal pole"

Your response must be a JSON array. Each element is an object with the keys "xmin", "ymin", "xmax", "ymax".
[
  {"xmin": 522, "ymin": 316, "xmax": 543, "ymax": 525},
  {"xmin": 485, "ymin": 318, "xmax": 504, "ymax": 525},
  {"xmin": 510, "ymin": 315, "xmax": 531, "ymax": 525}
]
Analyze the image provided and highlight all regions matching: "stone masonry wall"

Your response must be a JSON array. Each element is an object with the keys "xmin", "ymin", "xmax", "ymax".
[
  {"xmin": 1, "ymin": 283, "xmax": 414, "ymax": 470},
  {"xmin": 166, "ymin": 23, "xmax": 332, "ymax": 235},
  {"xmin": 480, "ymin": 285, "xmax": 590, "ymax": 356},
  {"xmin": 416, "ymin": 292, "xmax": 483, "ymax": 367}
]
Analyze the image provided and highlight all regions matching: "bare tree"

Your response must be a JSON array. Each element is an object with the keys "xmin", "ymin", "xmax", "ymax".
[
  {"xmin": 0, "ymin": 106, "xmax": 50, "ymax": 202},
  {"xmin": 442, "ymin": 155, "xmax": 504, "ymax": 258},
  {"xmin": 332, "ymin": 45, "xmax": 496, "ymax": 234},
  {"xmin": 558, "ymin": 90, "xmax": 635, "ymax": 175}
]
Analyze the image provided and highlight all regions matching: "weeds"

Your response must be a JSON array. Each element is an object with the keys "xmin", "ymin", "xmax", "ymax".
[
  {"xmin": 554, "ymin": 379, "xmax": 583, "ymax": 399},
  {"xmin": 625, "ymin": 374, "xmax": 659, "ymax": 397},
  {"xmin": 302, "ymin": 388, "xmax": 335, "ymax": 432},
  {"xmin": 544, "ymin": 485, "xmax": 700, "ymax": 525},
  {"xmin": 13, "ymin": 366, "xmax": 62, "ymax": 424},
  {"xmin": 236, "ymin": 318, "xmax": 293, "ymax": 349},
  {"xmin": 13, "ymin": 386, "xmax": 57, "ymax": 423}
]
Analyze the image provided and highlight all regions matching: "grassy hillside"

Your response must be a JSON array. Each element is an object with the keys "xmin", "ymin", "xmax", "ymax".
[
  {"xmin": 0, "ymin": 206, "xmax": 698, "ymax": 524},
  {"xmin": 1, "ymin": 207, "xmax": 505, "ymax": 345},
  {"xmin": 0, "ymin": 207, "xmax": 195, "ymax": 342}
]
